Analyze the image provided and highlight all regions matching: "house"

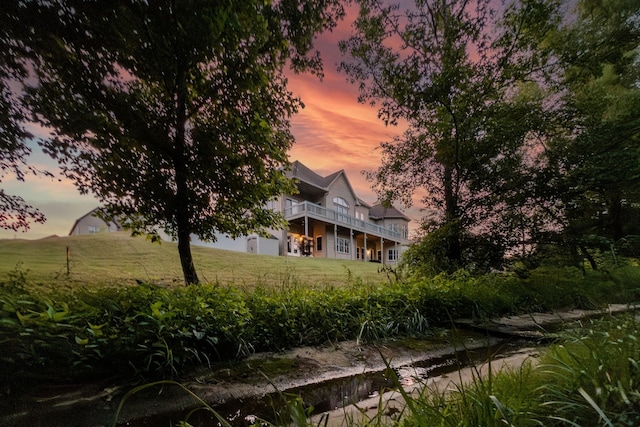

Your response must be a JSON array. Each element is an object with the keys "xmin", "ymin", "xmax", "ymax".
[
  {"xmin": 69, "ymin": 207, "xmax": 123, "ymax": 236},
  {"xmin": 70, "ymin": 161, "xmax": 411, "ymax": 263},
  {"xmin": 273, "ymin": 161, "xmax": 410, "ymax": 263}
]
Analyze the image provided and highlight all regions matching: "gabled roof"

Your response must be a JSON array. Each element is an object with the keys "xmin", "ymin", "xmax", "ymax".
[
  {"xmin": 289, "ymin": 161, "xmax": 328, "ymax": 188},
  {"xmin": 288, "ymin": 161, "xmax": 410, "ymax": 222},
  {"xmin": 369, "ymin": 204, "xmax": 411, "ymax": 221},
  {"xmin": 69, "ymin": 207, "xmax": 123, "ymax": 235},
  {"xmin": 356, "ymin": 198, "xmax": 372, "ymax": 208},
  {"xmin": 289, "ymin": 160, "xmax": 360, "ymax": 202}
]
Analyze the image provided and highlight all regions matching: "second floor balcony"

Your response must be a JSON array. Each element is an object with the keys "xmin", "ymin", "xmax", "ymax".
[{"xmin": 284, "ymin": 201, "xmax": 409, "ymax": 242}]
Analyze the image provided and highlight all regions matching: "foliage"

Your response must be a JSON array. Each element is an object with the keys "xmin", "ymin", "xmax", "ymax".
[
  {"xmin": 17, "ymin": 0, "xmax": 344, "ymax": 284},
  {"xmin": 2, "ymin": 262, "xmax": 639, "ymax": 385},
  {"xmin": 524, "ymin": 0, "xmax": 640, "ymax": 265},
  {"xmin": 339, "ymin": 0, "xmax": 561, "ymax": 266},
  {"xmin": 0, "ymin": 3, "xmax": 48, "ymax": 232},
  {"xmin": 537, "ymin": 315, "xmax": 640, "ymax": 426},
  {"xmin": 400, "ymin": 361, "xmax": 542, "ymax": 427},
  {"xmin": 402, "ymin": 222, "xmax": 505, "ymax": 276},
  {"xmin": 0, "ymin": 280, "xmax": 252, "ymax": 379},
  {"xmin": 340, "ymin": 0, "xmax": 639, "ymax": 274},
  {"xmin": 396, "ymin": 314, "xmax": 640, "ymax": 427}
]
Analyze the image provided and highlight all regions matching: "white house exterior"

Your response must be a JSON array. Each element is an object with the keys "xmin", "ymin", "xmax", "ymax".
[
  {"xmin": 273, "ymin": 161, "xmax": 410, "ymax": 264},
  {"xmin": 69, "ymin": 161, "xmax": 411, "ymax": 263},
  {"xmin": 69, "ymin": 208, "xmax": 122, "ymax": 236}
]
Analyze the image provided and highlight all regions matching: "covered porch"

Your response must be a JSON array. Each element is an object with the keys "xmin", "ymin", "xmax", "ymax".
[{"xmin": 285, "ymin": 207, "xmax": 406, "ymax": 264}]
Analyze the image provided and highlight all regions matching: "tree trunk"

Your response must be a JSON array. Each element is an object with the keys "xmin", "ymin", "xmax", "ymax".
[
  {"xmin": 174, "ymin": 137, "xmax": 199, "ymax": 285},
  {"xmin": 443, "ymin": 164, "xmax": 462, "ymax": 264},
  {"xmin": 177, "ymin": 222, "xmax": 199, "ymax": 285},
  {"xmin": 174, "ymin": 68, "xmax": 199, "ymax": 286},
  {"xmin": 579, "ymin": 244, "xmax": 597, "ymax": 271},
  {"xmin": 568, "ymin": 242, "xmax": 585, "ymax": 273},
  {"xmin": 608, "ymin": 194, "xmax": 624, "ymax": 241},
  {"xmin": 174, "ymin": 153, "xmax": 200, "ymax": 285}
]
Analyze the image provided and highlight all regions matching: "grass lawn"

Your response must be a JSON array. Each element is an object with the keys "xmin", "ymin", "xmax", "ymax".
[{"xmin": 0, "ymin": 232, "xmax": 387, "ymax": 288}]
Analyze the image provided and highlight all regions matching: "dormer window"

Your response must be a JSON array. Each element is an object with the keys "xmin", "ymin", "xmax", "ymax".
[{"xmin": 333, "ymin": 197, "xmax": 349, "ymax": 215}]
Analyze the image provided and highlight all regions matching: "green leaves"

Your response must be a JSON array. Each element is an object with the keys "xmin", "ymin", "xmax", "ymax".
[
  {"xmin": 13, "ymin": 0, "xmax": 344, "ymax": 284},
  {"xmin": 533, "ymin": 0, "xmax": 640, "ymax": 260},
  {"xmin": 341, "ymin": 0, "xmax": 564, "ymax": 268},
  {"xmin": 2, "ymin": 263, "xmax": 638, "ymax": 383}
]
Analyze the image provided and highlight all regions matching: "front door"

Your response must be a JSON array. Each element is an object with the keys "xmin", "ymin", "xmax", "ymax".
[{"xmin": 287, "ymin": 234, "xmax": 301, "ymax": 256}]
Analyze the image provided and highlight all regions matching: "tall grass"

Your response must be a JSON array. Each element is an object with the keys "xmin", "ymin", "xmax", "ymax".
[
  {"xmin": 1, "ymin": 262, "xmax": 639, "ymax": 384},
  {"xmin": 536, "ymin": 313, "xmax": 640, "ymax": 426},
  {"xmin": 393, "ymin": 314, "xmax": 640, "ymax": 427}
]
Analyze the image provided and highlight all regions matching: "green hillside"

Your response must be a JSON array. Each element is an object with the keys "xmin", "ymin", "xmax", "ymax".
[{"xmin": 0, "ymin": 232, "xmax": 386, "ymax": 288}]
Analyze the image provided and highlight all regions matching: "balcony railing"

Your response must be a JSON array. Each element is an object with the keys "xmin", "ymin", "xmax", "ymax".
[{"xmin": 284, "ymin": 201, "xmax": 409, "ymax": 241}]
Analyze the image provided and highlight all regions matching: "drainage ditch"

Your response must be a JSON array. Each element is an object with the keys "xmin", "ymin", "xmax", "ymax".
[
  {"xmin": 16, "ymin": 303, "xmax": 627, "ymax": 427},
  {"xmin": 125, "ymin": 337, "xmax": 536, "ymax": 426}
]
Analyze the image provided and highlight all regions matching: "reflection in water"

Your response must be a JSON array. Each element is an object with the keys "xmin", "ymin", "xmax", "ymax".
[
  {"xmin": 132, "ymin": 339, "xmax": 525, "ymax": 426},
  {"xmin": 220, "ymin": 341, "xmax": 517, "ymax": 426}
]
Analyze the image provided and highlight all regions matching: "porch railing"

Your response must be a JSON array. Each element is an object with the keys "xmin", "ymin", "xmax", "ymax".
[{"xmin": 284, "ymin": 201, "xmax": 408, "ymax": 241}]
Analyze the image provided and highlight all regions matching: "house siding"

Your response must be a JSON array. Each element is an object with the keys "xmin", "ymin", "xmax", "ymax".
[
  {"xmin": 73, "ymin": 162, "xmax": 411, "ymax": 263},
  {"xmin": 325, "ymin": 175, "xmax": 358, "ymax": 216},
  {"xmin": 281, "ymin": 162, "xmax": 410, "ymax": 263},
  {"xmin": 69, "ymin": 209, "xmax": 121, "ymax": 236}
]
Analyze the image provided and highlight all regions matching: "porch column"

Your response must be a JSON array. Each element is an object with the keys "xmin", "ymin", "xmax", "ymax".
[
  {"xmin": 304, "ymin": 216, "xmax": 309, "ymax": 256},
  {"xmin": 364, "ymin": 232, "xmax": 367, "ymax": 261},
  {"xmin": 334, "ymin": 224, "xmax": 338, "ymax": 259},
  {"xmin": 350, "ymin": 229, "xmax": 354, "ymax": 261},
  {"xmin": 380, "ymin": 237, "xmax": 384, "ymax": 263}
]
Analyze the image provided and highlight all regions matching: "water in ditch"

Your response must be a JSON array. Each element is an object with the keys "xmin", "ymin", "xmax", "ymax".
[{"xmin": 126, "ymin": 337, "xmax": 532, "ymax": 426}]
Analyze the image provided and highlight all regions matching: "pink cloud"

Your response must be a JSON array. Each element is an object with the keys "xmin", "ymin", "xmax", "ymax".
[{"xmin": 5, "ymin": 3, "xmax": 422, "ymax": 240}]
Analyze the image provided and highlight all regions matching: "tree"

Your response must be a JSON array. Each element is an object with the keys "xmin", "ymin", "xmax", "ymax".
[
  {"xmin": 0, "ymin": 3, "xmax": 47, "ymax": 232},
  {"xmin": 532, "ymin": 0, "xmax": 640, "ymax": 267},
  {"xmin": 22, "ymin": 0, "xmax": 344, "ymax": 284},
  {"xmin": 340, "ymin": 0, "xmax": 560, "ymax": 271}
]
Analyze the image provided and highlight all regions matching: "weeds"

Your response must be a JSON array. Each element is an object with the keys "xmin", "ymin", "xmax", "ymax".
[
  {"xmin": 536, "ymin": 314, "xmax": 640, "ymax": 426},
  {"xmin": 104, "ymin": 314, "xmax": 640, "ymax": 426},
  {"xmin": 1, "ymin": 264, "xmax": 639, "ymax": 384},
  {"xmin": 395, "ymin": 314, "xmax": 640, "ymax": 427}
]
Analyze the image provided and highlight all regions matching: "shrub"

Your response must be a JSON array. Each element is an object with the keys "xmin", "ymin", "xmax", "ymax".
[{"xmin": 1, "ymin": 263, "xmax": 638, "ymax": 383}]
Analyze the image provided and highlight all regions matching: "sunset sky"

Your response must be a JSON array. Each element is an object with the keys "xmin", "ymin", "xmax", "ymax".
[{"xmin": 0, "ymin": 6, "xmax": 416, "ymax": 240}]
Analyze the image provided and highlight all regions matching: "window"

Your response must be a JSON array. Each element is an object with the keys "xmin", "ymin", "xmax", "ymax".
[
  {"xmin": 390, "ymin": 223, "xmax": 407, "ymax": 237},
  {"xmin": 356, "ymin": 247, "xmax": 360, "ymax": 259},
  {"xmin": 336, "ymin": 237, "xmax": 350, "ymax": 254},
  {"xmin": 333, "ymin": 197, "xmax": 349, "ymax": 215},
  {"xmin": 88, "ymin": 225, "xmax": 100, "ymax": 234},
  {"xmin": 286, "ymin": 198, "xmax": 299, "ymax": 215},
  {"xmin": 316, "ymin": 236, "xmax": 323, "ymax": 251},
  {"xmin": 388, "ymin": 249, "xmax": 399, "ymax": 262}
]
